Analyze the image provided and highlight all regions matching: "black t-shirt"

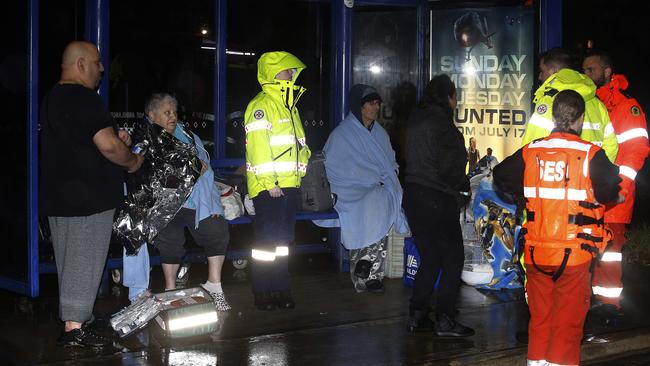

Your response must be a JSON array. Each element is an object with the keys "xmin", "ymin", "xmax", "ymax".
[{"xmin": 39, "ymin": 83, "xmax": 124, "ymax": 216}]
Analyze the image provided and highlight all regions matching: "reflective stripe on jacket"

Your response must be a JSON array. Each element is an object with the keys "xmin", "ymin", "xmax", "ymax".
[
  {"xmin": 522, "ymin": 69, "xmax": 618, "ymax": 163},
  {"xmin": 244, "ymin": 51, "xmax": 311, "ymax": 198},
  {"xmin": 599, "ymin": 74, "xmax": 650, "ymax": 223},
  {"xmin": 522, "ymin": 132, "xmax": 606, "ymax": 266}
]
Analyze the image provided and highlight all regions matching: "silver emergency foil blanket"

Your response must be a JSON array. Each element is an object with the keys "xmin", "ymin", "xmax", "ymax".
[
  {"xmin": 114, "ymin": 121, "xmax": 201, "ymax": 254},
  {"xmin": 110, "ymin": 287, "xmax": 214, "ymax": 338},
  {"xmin": 110, "ymin": 291, "xmax": 161, "ymax": 338}
]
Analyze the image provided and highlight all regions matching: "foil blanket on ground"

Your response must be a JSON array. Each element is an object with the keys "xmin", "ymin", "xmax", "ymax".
[
  {"xmin": 113, "ymin": 121, "xmax": 201, "ymax": 254},
  {"xmin": 110, "ymin": 291, "xmax": 162, "ymax": 338},
  {"xmin": 110, "ymin": 287, "xmax": 216, "ymax": 339}
]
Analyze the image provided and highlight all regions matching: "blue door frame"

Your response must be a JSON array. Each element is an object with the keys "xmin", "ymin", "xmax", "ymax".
[{"xmin": 4, "ymin": 0, "xmax": 562, "ymax": 297}]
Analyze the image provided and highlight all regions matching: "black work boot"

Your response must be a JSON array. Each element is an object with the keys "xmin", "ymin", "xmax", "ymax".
[
  {"xmin": 273, "ymin": 290, "xmax": 295, "ymax": 309},
  {"xmin": 254, "ymin": 292, "xmax": 276, "ymax": 311},
  {"xmin": 434, "ymin": 313, "xmax": 475, "ymax": 337},
  {"xmin": 407, "ymin": 309, "xmax": 435, "ymax": 334}
]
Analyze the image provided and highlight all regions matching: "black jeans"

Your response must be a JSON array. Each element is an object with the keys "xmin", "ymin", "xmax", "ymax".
[
  {"xmin": 251, "ymin": 188, "xmax": 300, "ymax": 293},
  {"xmin": 403, "ymin": 182, "xmax": 464, "ymax": 316}
]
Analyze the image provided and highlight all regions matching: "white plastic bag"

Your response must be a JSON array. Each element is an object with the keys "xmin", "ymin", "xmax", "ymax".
[
  {"xmin": 215, "ymin": 182, "xmax": 244, "ymax": 220},
  {"xmin": 243, "ymin": 194, "xmax": 255, "ymax": 216}
]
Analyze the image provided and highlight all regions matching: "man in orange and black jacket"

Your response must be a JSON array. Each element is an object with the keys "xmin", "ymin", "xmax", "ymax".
[
  {"xmin": 493, "ymin": 90, "xmax": 621, "ymax": 366},
  {"xmin": 583, "ymin": 49, "xmax": 650, "ymax": 314}
]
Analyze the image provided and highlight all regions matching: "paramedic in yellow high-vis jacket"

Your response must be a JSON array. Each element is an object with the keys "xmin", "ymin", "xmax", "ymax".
[
  {"xmin": 522, "ymin": 48, "xmax": 618, "ymax": 162},
  {"xmin": 244, "ymin": 51, "xmax": 311, "ymax": 311}
]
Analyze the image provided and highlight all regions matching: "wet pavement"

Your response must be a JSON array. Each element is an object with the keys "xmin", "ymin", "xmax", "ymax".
[{"xmin": 0, "ymin": 253, "xmax": 649, "ymax": 365}]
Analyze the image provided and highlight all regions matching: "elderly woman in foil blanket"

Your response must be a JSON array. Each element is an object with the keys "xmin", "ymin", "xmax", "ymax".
[{"xmin": 115, "ymin": 93, "xmax": 231, "ymax": 312}]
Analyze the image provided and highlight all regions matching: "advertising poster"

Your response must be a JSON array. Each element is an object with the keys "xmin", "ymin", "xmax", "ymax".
[{"xmin": 431, "ymin": 6, "xmax": 534, "ymax": 163}]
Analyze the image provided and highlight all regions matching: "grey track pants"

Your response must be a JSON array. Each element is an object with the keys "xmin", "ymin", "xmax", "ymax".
[{"xmin": 48, "ymin": 209, "xmax": 114, "ymax": 323}]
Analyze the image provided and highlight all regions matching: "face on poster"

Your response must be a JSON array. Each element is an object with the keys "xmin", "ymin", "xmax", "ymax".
[{"xmin": 430, "ymin": 6, "xmax": 534, "ymax": 162}]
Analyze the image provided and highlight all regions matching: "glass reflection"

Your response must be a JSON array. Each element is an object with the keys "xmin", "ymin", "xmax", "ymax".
[
  {"xmin": 109, "ymin": 0, "xmax": 215, "ymax": 143},
  {"xmin": 167, "ymin": 349, "xmax": 218, "ymax": 366},
  {"xmin": 226, "ymin": 0, "xmax": 331, "ymax": 159},
  {"xmin": 352, "ymin": 6, "xmax": 418, "ymax": 180},
  {"xmin": 247, "ymin": 339, "xmax": 287, "ymax": 366}
]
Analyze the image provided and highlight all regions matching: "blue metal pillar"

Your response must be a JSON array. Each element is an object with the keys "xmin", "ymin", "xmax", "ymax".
[
  {"xmin": 330, "ymin": 0, "xmax": 352, "ymax": 270},
  {"xmin": 415, "ymin": 2, "xmax": 427, "ymax": 98},
  {"xmin": 539, "ymin": 0, "xmax": 562, "ymax": 52},
  {"xmin": 331, "ymin": 0, "xmax": 352, "ymax": 128},
  {"xmin": 214, "ymin": 0, "xmax": 228, "ymax": 165},
  {"xmin": 85, "ymin": 0, "xmax": 110, "ymax": 103},
  {"xmin": 25, "ymin": 0, "xmax": 40, "ymax": 297}
]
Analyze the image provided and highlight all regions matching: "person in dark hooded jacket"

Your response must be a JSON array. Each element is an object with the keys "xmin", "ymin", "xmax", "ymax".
[{"xmin": 402, "ymin": 74, "xmax": 474, "ymax": 337}]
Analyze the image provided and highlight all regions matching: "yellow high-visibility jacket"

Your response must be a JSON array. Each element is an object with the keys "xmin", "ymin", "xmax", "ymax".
[
  {"xmin": 522, "ymin": 68, "xmax": 618, "ymax": 162},
  {"xmin": 244, "ymin": 51, "xmax": 311, "ymax": 198}
]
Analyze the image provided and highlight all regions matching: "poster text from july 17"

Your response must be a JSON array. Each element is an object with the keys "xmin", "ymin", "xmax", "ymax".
[{"xmin": 441, "ymin": 54, "xmax": 528, "ymax": 139}]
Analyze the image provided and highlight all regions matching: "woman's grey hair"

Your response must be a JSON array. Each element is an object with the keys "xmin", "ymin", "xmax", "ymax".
[{"xmin": 144, "ymin": 93, "xmax": 177, "ymax": 115}]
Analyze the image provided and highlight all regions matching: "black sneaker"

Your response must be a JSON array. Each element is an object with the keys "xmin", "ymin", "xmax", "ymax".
[
  {"xmin": 434, "ymin": 313, "xmax": 475, "ymax": 337},
  {"xmin": 56, "ymin": 326, "xmax": 112, "ymax": 348}
]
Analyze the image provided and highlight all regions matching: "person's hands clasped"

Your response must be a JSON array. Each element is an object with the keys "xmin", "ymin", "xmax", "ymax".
[{"xmin": 268, "ymin": 185, "xmax": 284, "ymax": 198}]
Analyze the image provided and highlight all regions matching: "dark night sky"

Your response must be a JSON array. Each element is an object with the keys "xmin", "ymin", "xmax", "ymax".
[
  {"xmin": 564, "ymin": 1, "xmax": 650, "ymax": 222},
  {"xmin": 564, "ymin": 1, "xmax": 650, "ymax": 108}
]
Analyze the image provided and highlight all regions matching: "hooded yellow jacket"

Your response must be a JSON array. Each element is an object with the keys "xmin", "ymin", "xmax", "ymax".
[
  {"xmin": 244, "ymin": 51, "xmax": 311, "ymax": 198},
  {"xmin": 522, "ymin": 69, "xmax": 618, "ymax": 162}
]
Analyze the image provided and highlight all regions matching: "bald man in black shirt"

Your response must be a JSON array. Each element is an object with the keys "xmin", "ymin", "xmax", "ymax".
[{"xmin": 40, "ymin": 41, "xmax": 143, "ymax": 348}]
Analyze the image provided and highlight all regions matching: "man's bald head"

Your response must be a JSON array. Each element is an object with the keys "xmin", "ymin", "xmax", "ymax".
[
  {"xmin": 59, "ymin": 41, "xmax": 104, "ymax": 89},
  {"xmin": 62, "ymin": 41, "xmax": 94, "ymax": 66}
]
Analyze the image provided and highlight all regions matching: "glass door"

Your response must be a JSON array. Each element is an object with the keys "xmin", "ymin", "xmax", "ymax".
[{"xmin": 350, "ymin": 1, "xmax": 423, "ymax": 176}]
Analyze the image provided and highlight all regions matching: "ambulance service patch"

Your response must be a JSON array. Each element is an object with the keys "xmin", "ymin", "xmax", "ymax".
[
  {"xmin": 254, "ymin": 109, "xmax": 264, "ymax": 119},
  {"xmin": 631, "ymin": 106, "xmax": 641, "ymax": 116},
  {"xmin": 536, "ymin": 104, "xmax": 548, "ymax": 115}
]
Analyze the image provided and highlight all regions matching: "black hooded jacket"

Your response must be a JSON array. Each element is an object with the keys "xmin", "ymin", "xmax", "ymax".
[{"xmin": 404, "ymin": 104, "xmax": 469, "ymax": 195}]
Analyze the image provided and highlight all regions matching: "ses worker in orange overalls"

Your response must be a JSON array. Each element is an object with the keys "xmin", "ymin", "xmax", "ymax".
[
  {"xmin": 494, "ymin": 90, "xmax": 622, "ymax": 366},
  {"xmin": 583, "ymin": 49, "xmax": 650, "ymax": 313}
]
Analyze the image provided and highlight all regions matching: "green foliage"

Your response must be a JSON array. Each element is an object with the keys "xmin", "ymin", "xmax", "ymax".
[{"xmin": 624, "ymin": 223, "xmax": 650, "ymax": 266}]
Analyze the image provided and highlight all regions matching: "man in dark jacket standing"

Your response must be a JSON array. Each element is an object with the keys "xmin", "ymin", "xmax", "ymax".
[{"xmin": 403, "ymin": 74, "xmax": 474, "ymax": 337}]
